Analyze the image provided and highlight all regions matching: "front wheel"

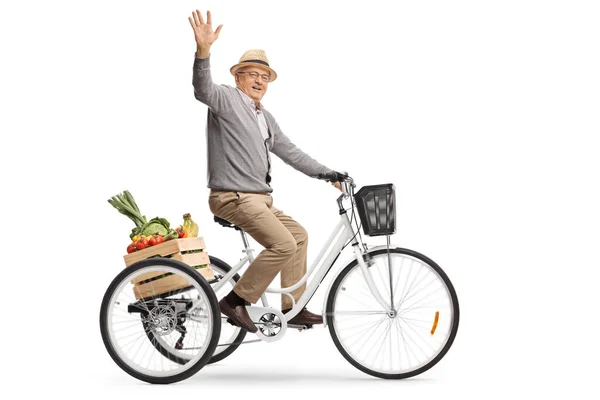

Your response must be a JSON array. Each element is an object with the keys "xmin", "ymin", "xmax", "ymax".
[{"xmin": 326, "ymin": 247, "xmax": 459, "ymax": 379}]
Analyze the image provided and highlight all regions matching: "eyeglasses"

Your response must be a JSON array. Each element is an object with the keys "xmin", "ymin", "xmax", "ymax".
[{"xmin": 237, "ymin": 71, "xmax": 271, "ymax": 82}]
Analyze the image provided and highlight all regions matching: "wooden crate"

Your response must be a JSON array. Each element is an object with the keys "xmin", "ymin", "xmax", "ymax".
[{"xmin": 123, "ymin": 237, "xmax": 214, "ymax": 300}]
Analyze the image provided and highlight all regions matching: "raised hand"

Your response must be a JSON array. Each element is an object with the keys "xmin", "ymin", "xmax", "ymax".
[{"xmin": 188, "ymin": 10, "xmax": 223, "ymax": 49}]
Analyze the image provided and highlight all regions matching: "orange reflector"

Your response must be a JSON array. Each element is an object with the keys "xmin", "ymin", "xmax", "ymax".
[{"xmin": 430, "ymin": 311, "xmax": 439, "ymax": 335}]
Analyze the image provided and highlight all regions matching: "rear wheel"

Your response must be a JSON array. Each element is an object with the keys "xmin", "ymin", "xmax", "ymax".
[
  {"xmin": 99, "ymin": 258, "xmax": 221, "ymax": 384},
  {"xmin": 326, "ymin": 248, "xmax": 459, "ymax": 379}
]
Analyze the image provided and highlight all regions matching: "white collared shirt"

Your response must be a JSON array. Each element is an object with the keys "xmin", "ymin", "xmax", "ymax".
[{"xmin": 236, "ymin": 88, "xmax": 270, "ymax": 141}]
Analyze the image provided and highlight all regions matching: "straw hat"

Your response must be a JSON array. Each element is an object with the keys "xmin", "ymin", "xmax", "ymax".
[{"xmin": 230, "ymin": 49, "xmax": 277, "ymax": 82}]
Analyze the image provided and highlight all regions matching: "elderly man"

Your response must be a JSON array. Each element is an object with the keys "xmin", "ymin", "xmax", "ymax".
[{"xmin": 189, "ymin": 10, "xmax": 346, "ymax": 333}]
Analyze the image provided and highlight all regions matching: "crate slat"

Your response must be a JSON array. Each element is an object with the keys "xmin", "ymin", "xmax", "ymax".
[
  {"xmin": 133, "ymin": 266, "xmax": 215, "ymax": 300},
  {"xmin": 130, "ymin": 252, "xmax": 211, "ymax": 284},
  {"xmin": 123, "ymin": 236, "xmax": 214, "ymax": 299},
  {"xmin": 123, "ymin": 237, "xmax": 206, "ymax": 266},
  {"xmin": 172, "ymin": 251, "xmax": 209, "ymax": 266}
]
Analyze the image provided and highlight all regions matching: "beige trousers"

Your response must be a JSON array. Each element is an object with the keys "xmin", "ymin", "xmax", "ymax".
[{"xmin": 208, "ymin": 190, "xmax": 308, "ymax": 309}]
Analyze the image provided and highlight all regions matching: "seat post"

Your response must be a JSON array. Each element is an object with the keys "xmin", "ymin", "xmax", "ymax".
[{"xmin": 239, "ymin": 229, "xmax": 250, "ymax": 249}]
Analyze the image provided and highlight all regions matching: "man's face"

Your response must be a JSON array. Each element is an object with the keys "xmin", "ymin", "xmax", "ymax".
[{"xmin": 235, "ymin": 66, "xmax": 271, "ymax": 104}]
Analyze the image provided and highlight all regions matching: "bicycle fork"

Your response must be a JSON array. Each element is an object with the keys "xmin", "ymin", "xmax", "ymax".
[
  {"xmin": 352, "ymin": 243, "xmax": 393, "ymax": 310},
  {"xmin": 339, "ymin": 200, "xmax": 392, "ymax": 311}
]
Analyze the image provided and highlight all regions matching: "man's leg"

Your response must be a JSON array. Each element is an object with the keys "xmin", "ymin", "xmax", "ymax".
[
  {"xmin": 209, "ymin": 191, "xmax": 297, "ymax": 303},
  {"xmin": 270, "ymin": 206, "xmax": 323, "ymax": 325},
  {"xmin": 270, "ymin": 206, "xmax": 308, "ymax": 310}
]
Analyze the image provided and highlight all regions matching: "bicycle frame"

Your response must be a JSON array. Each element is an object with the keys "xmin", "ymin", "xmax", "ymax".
[{"xmin": 209, "ymin": 189, "xmax": 392, "ymax": 322}]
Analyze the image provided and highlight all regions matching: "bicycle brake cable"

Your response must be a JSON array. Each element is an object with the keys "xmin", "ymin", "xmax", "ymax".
[{"xmin": 341, "ymin": 184, "xmax": 364, "ymax": 251}]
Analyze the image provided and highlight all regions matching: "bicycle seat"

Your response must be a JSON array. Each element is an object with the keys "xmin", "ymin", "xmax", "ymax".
[{"xmin": 213, "ymin": 216, "xmax": 241, "ymax": 231}]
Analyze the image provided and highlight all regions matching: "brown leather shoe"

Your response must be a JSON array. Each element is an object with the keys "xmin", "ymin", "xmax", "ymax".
[
  {"xmin": 283, "ymin": 307, "xmax": 323, "ymax": 325},
  {"xmin": 218, "ymin": 298, "xmax": 258, "ymax": 333}
]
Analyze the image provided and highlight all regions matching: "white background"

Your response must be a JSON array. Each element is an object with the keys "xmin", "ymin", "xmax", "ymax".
[{"xmin": 2, "ymin": 0, "xmax": 599, "ymax": 398}]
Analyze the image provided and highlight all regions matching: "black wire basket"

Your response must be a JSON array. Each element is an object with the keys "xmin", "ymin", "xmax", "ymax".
[{"xmin": 354, "ymin": 183, "xmax": 396, "ymax": 237}]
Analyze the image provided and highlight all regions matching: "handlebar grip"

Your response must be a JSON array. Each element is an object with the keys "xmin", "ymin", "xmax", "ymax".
[{"xmin": 317, "ymin": 171, "xmax": 349, "ymax": 182}]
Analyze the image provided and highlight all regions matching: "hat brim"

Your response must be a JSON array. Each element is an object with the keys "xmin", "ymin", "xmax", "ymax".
[{"xmin": 230, "ymin": 62, "xmax": 277, "ymax": 82}]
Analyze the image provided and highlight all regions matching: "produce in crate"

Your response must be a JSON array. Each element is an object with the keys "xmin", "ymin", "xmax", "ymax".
[
  {"xmin": 123, "ymin": 236, "xmax": 214, "ymax": 299},
  {"xmin": 107, "ymin": 190, "xmax": 215, "ymax": 301},
  {"xmin": 183, "ymin": 213, "xmax": 199, "ymax": 237},
  {"xmin": 108, "ymin": 190, "xmax": 178, "ymax": 252},
  {"xmin": 176, "ymin": 226, "xmax": 189, "ymax": 238},
  {"xmin": 148, "ymin": 234, "xmax": 164, "ymax": 246}
]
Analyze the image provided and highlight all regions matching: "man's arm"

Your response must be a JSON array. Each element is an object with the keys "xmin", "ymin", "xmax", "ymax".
[
  {"xmin": 189, "ymin": 10, "xmax": 231, "ymax": 114},
  {"xmin": 270, "ymin": 117, "xmax": 335, "ymax": 178}
]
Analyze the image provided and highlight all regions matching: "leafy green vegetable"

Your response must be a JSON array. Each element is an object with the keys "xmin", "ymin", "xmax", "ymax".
[
  {"xmin": 108, "ymin": 191, "xmax": 177, "ymax": 240},
  {"xmin": 141, "ymin": 217, "xmax": 170, "ymax": 236}
]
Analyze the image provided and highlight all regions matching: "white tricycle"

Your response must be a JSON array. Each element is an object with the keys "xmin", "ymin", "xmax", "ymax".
[{"xmin": 99, "ymin": 175, "xmax": 460, "ymax": 383}]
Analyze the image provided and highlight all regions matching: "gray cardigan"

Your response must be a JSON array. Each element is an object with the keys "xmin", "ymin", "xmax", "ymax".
[{"xmin": 192, "ymin": 56, "xmax": 333, "ymax": 193}]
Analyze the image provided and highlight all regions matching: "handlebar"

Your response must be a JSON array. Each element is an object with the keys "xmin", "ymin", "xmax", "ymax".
[
  {"xmin": 316, "ymin": 171, "xmax": 352, "ymax": 183},
  {"xmin": 316, "ymin": 171, "xmax": 356, "ymax": 197}
]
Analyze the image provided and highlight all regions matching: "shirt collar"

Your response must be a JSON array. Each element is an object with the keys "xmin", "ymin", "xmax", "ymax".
[{"xmin": 237, "ymin": 87, "xmax": 263, "ymax": 111}]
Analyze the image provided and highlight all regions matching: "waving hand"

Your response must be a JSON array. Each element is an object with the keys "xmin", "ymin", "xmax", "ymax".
[{"xmin": 188, "ymin": 10, "xmax": 223, "ymax": 56}]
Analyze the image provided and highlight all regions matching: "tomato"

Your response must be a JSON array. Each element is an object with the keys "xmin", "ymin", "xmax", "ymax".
[
  {"xmin": 127, "ymin": 243, "xmax": 137, "ymax": 254},
  {"xmin": 154, "ymin": 234, "xmax": 164, "ymax": 245},
  {"xmin": 135, "ymin": 240, "xmax": 148, "ymax": 250},
  {"xmin": 148, "ymin": 236, "xmax": 156, "ymax": 246}
]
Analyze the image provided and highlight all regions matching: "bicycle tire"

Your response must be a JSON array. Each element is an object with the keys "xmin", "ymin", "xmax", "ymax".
[
  {"xmin": 100, "ymin": 258, "xmax": 221, "ymax": 384},
  {"xmin": 326, "ymin": 247, "xmax": 459, "ymax": 379}
]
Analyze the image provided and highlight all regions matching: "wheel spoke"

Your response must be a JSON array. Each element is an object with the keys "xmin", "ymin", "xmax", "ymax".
[
  {"xmin": 392, "ymin": 256, "xmax": 406, "ymax": 308},
  {"xmin": 400, "ymin": 294, "xmax": 449, "ymax": 314},
  {"xmin": 343, "ymin": 315, "xmax": 387, "ymax": 350},
  {"xmin": 353, "ymin": 316, "xmax": 390, "ymax": 361},
  {"xmin": 333, "ymin": 310, "xmax": 388, "ymax": 316},
  {"xmin": 373, "ymin": 259, "xmax": 391, "ymax": 299},
  {"xmin": 398, "ymin": 260, "xmax": 425, "ymax": 309},
  {"xmin": 396, "ymin": 274, "xmax": 441, "ymax": 310},
  {"xmin": 341, "ymin": 276, "xmax": 383, "ymax": 308},
  {"xmin": 336, "ymin": 315, "xmax": 387, "ymax": 333},
  {"xmin": 371, "ymin": 319, "xmax": 393, "ymax": 369},
  {"xmin": 398, "ymin": 316, "xmax": 439, "ymax": 361}
]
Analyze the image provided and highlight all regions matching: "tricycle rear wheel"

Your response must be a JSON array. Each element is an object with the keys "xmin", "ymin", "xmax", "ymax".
[{"xmin": 99, "ymin": 258, "xmax": 221, "ymax": 384}]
